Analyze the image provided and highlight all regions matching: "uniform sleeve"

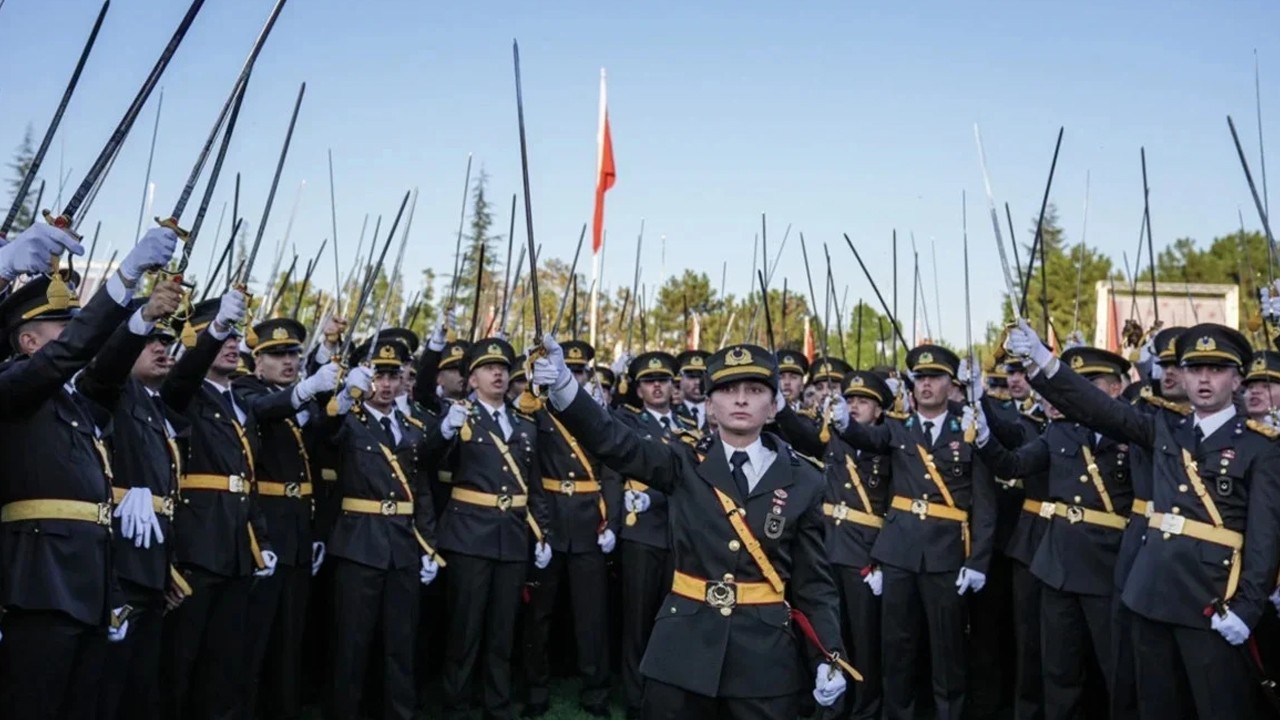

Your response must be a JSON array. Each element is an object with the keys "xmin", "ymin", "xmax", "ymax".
[
  {"xmin": 1031, "ymin": 360, "xmax": 1155, "ymax": 449},
  {"xmin": 550, "ymin": 385, "xmax": 682, "ymax": 494},
  {"xmin": 161, "ymin": 329, "xmax": 225, "ymax": 413},
  {"xmin": 838, "ymin": 415, "xmax": 894, "ymax": 454},
  {"xmin": 774, "ymin": 405, "xmax": 826, "ymax": 457},
  {"xmin": 413, "ymin": 451, "xmax": 439, "ymax": 552},
  {"xmin": 1234, "ymin": 441, "xmax": 1280, "ymax": 628},
  {"xmin": 236, "ymin": 381, "xmax": 297, "ymax": 423},
  {"xmin": 76, "ymin": 322, "xmax": 151, "ymax": 411},
  {"xmin": 976, "ymin": 434, "xmax": 1051, "ymax": 479},
  {"xmin": 413, "ymin": 347, "xmax": 442, "ymax": 408},
  {"xmin": 980, "ymin": 395, "xmax": 1033, "ymax": 448},
  {"xmin": 600, "ymin": 463, "xmax": 624, "ymax": 534},
  {"xmin": 789, "ymin": 481, "xmax": 845, "ymax": 671},
  {"xmin": 965, "ymin": 453, "xmax": 998, "ymax": 576}
]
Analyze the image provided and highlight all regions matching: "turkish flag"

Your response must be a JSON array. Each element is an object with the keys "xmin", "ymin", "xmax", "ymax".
[{"xmin": 592, "ymin": 69, "xmax": 616, "ymax": 256}]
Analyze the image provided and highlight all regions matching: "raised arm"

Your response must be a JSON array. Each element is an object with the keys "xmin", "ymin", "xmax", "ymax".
[
  {"xmin": 975, "ymin": 433, "xmax": 1051, "ymax": 480},
  {"xmin": 1031, "ymin": 360, "xmax": 1155, "ymax": 449},
  {"xmin": 774, "ymin": 405, "xmax": 827, "ymax": 458}
]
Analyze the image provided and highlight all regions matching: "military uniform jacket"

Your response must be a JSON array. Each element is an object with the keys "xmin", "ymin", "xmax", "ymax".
[
  {"xmin": 78, "ymin": 323, "xmax": 189, "ymax": 592},
  {"xmin": 554, "ymin": 386, "xmax": 842, "ymax": 699},
  {"xmin": 1112, "ymin": 395, "xmax": 1163, "ymax": 591},
  {"xmin": 840, "ymin": 403, "xmax": 997, "ymax": 575},
  {"xmin": 775, "ymin": 407, "xmax": 890, "ymax": 570},
  {"xmin": 422, "ymin": 401, "xmax": 551, "ymax": 562},
  {"xmin": 533, "ymin": 407, "xmax": 623, "ymax": 553},
  {"xmin": 0, "ymin": 287, "xmax": 132, "ymax": 625},
  {"xmin": 316, "ymin": 406, "xmax": 437, "ymax": 570},
  {"xmin": 981, "ymin": 394, "xmax": 1050, "ymax": 565},
  {"xmin": 1035, "ymin": 364, "xmax": 1280, "ymax": 628},
  {"xmin": 162, "ymin": 329, "xmax": 272, "ymax": 577},
  {"xmin": 235, "ymin": 377, "xmax": 314, "ymax": 568},
  {"xmin": 613, "ymin": 405, "xmax": 687, "ymax": 550},
  {"xmin": 979, "ymin": 420, "xmax": 1132, "ymax": 596}
]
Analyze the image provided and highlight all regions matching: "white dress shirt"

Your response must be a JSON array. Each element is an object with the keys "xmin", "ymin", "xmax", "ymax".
[
  {"xmin": 364, "ymin": 404, "xmax": 403, "ymax": 445},
  {"xmin": 477, "ymin": 399, "xmax": 513, "ymax": 440},
  {"xmin": 646, "ymin": 407, "xmax": 677, "ymax": 431},
  {"xmin": 1194, "ymin": 404, "xmax": 1236, "ymax": 441},
  {"xmin": 205, "ymin": 378, "xmax": 246, "ymax": 424},
  {"xmin": 722, "ymin": 437, "xmax": 777, "ymax": 493},
  {"xmin": 916, "ymin": 410, "xmax": 949, "ymax": 445}
]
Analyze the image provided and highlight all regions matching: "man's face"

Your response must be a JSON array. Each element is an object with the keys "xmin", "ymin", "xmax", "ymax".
[
  {"xmin": 779, "ymin": 371, "xmax": 804, "ymax": 402},
  {"xmin": 132, "ymin": 337, "xmax": 174, "ymax": 385},
  {"xmin": 638, "ymin": 377, "xmax": 672, "ymax": 410},
  {"xmin": 708, "ymin": 380, "xmax": 774, "ymax": 435},
  {"xmin": 802, "ymin": 385, "xmax": 818, "ymax": 409},
  {"xmin": 680, "ymin": 372, "xmax": 704, "ymax": 402},
  {"xmin": 507, "ymin": 378, "xmax": 528, "ymax": 401},
  {"xmin": 210, "ymin": 335, "xmax": 241, "ymax": 375},
  {"xmin": 468, "ymin": 362, "xmax": 509, "ymax": 402},
  {"xmin": 16, "ymin": 319, "xmax": 68, "ymax": 356},
  {"xmin": 255, "ymin": 349, "xmax": 300, "ymax": 386},
  {"xmin": 1089, "ymin": 375, "xmax": 1124, "ymax": 400},
  {"xmin": 848, "ymin": 396, "xmax": 883, "ymax": 426},
  {"xmin": 370, "ymin": 368, "xmax": 403, "ymax": 409},
  {"xmin": 1245, "ymin": 379, "xmax": 1280, "ymax": 418},
  {"xmin": 405, "ymin": 368, "xmax": 417, "ymax": 398},
  {"xmin": 1160, "ymin": 363, "xmax": 1187, "ymax": 401},
  {"xmin": 1007, "ymin": 369, "xmax": 1030, "ymax": 400},
  {"xmin": 813, "ymin": 379, "xmax": 840, "ymax": 398},
  {"xmin": 912, "ymin": 373, "xmax": 950, "ymax": 413},
  {"xmin": 1182, "ymin": 364, "xmax": 1241, "ymax": 414},
  {"xmin": 438, "ymin": 367, "xmax": 465, "ymax": 398},
  {"xmin": 670, "ymin": 383, "xmax": 684, "ymax": 405}
]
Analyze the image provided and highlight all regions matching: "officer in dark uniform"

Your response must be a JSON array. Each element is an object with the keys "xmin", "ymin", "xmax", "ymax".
[
  {"xmin": 833, "ymin": 344, "xmax": 997, "ymax": 720},
  {"xmin": 508, "ymin": 354, "xmax": 528, "ymax": 404},
  {"xmin": 778, "ymin": 350, "xmax": 810, "ymax": 409},
  {"xmin": 522, "ymin": 340, "xmax": 621, "ymax": 718},
  {"xmin": 808, "ymin": 356, "xmax": 851, "ymax": 398},
  {"xmin": 1242, "ymin": 350, "xmax": 1280, "ymax": 423},
  {"xmin": 424, "ymin": 338, "xmax": 552, "ymax": 720},
  {"xmin": 596, "ymin": 365, "xmax": 616, "ymax": 407},
  {"xmin": 160, "ymin": 291, "xmax": 278, "ymax": 720},
  {"xmin": 611, "ymin": 351, "xmax": 684, "ymax": 720},
  {"xmin": 1009, "ymin": 320, "xmax": 1280, "ymax": 719},
  {"xmin": 976, "ymin": 346, "xmax": 1134, "ymax": 719},
  {"xmin": 235, "ymin": 317, "xmax": 339, "ymax": 719},
  {"xmin": 674, "ymin": 349, "xmax": 711, "ymax": 430},
  {"xmin": 776, "ymin": 369, "xmax": 894, "ymax": 720},
  {"xmin": 0, "ymin": 224, "xmax": 176, "ymax": 719},
  {"xmin": 534, "ymin": 339, "xmax": 851, "ymax": 718},
  {"xmin": 317, "ymin": 334, "xmax": 441, "ymax": 720}
]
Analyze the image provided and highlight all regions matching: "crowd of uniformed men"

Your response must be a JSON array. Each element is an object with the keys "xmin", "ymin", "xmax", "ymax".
[{"xmin": 2, "ymin": 221, "xmax": 1280, "ymax": 720}]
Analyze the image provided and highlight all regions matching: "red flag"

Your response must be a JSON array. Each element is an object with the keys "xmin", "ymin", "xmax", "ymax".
[
  {"xmin": 804, "ymin": 316, "xmax": 815, "ymax": 362},
  {"xmin": 1107, "ymin": 291, "xmax": 1121, "ymax": 352},
  {"xmin": 592, "ymin": 69, "xmax": 616, "ymax": 256}
]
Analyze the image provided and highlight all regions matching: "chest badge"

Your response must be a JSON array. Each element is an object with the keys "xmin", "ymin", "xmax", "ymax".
[{"xmin": 764, "ymin": 514, "xmax": 786, "ymax": 539}]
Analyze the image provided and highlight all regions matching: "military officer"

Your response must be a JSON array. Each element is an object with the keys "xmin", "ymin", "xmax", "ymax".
[
  {"xmin": 809, "ymin": 356, "xmax": 851, "ymax": 398},
  {"xmin": 777, "ymin": 349, "xmax": 810, "ymax": 408},
  {"xmin": 674, "ymin": 349, "xmax": 711, "ymax": 430},
  {"xmin": 1009, "ymin": 320, "xmax": 1280, "ymax": 719},
  {"xmin": 1242, "ymin": 350, "xmax": 1280, "ymax": 423},
  {"xmin": 534, "ymin": 338, "xmax": 850, "ymax": 718},
  {"xmin": 596, "ymin": 365, "xmax": 616, "ymax": 406},
  {"xmin": 831, "ymin": 344, "xmax": 996, "ymax": 720}
]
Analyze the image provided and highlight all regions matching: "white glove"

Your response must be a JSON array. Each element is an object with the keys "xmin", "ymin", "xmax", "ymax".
[
  {"xmin": 254, "ymin": 550, "xmax": 278, "ymax": 578},
  {"xmin": 531, "ymin": 334, "xmax": 572, "ymax": 390},
  {"xmin": 955, "ymin": 567, "xmax": 987, "ymax": 595},
  {"xmin": 427, "ymin": 321, "xmax": 448, "ymax": 351},
  {"xmin": 589, "ymin": 379, "xmax": 607, "ymax": 407},
  {"xmin": 1271, "ymin": 588, "xmax": 1280, "ymax": 614},
  {"xmin": 1004, "ymin": 319, "xmax": 1053, "ymax": 368},
  {"xmin": 1211, "ymin": 609, "xmax": 1251, "ymax": 645},
  {"xmin": 957, "ymin": 358, "xmax": 972, "ymax": 384},
  {"xmin": 1138, "ymin": 336, "xmax": 1157, "ymax": 366},
  {"xmin": 974, "ymin": 404, "xmax": 991, "ymax": 446},
  {"xmin": 597, "ymin": 528, "xmax": 617, "ymax": 554},
  {"xmin": 311, "ymin": 542, "xmax": 325, "ymax": 576},
  {"xmin": 0, "ymin": 223, "xmax": 85, "ymax": 279},
  {"xmin": 863, "ymin": 567, "xmax": 883, "ymax": 597},
  {"xmin": 344, "ymin": 366, "xmax": 373, "ymax": 397},
  {"xmin": 440, "ymin": 401, "xmax": 470, "ymax": 440},
  {"xmin": 829, "ymin": 396, "xmax": 850, "ymax": 432},
  {"xmin": 295, "ymin": 361, "xmax": 341, "ymax": 403},
  {"xmin": 420, "ymin": 555, "xmax": 439, "ymax": 585},
  {"xmin": 215, "ymin": 289, "xmax": 248, "ymax": 330},
  {"xmin": 812, "ymin": 664, "xmax": 848, "ymax": 707},
  {"xmin": 107, "ymin": 608, "xmax": 130, "ymax": 643},
  {"xmin": 114, "ymin": 487, "xmax": 164, "ymax": 549},
  {"xmin": 610, "ymin": 353, "xmax": 631, "ymax": 377},
  {"xmin": 1264, "ymin": 283, "xmax": 1280, "ymax": 322},
  {"xmin": 120, "ymin": 227, "xmax": 178, "ymax": 283},
  {"xmin": 1063, "ymin": 330, "xmax": 1087, "ymax": 350},
  {"xmin": 534, "ymin": 542, "xmax": 552, "ymax": 569},
  {"xmin": 961, "ymin": 405, "xmax": 978, "ymax": 444},
  {"xmin": 624, "ymin": 489, "xmax": 651, "ymax": 514}
]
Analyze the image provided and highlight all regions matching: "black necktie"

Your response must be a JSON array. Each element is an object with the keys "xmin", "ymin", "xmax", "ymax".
[
  {"xmin": 380, "ymin": 417, "xmax": 396, "ymax": 446},
  {"xmin": 151, "ymin": 393, "xmax": 167, "ymax": 421},
  {"xmin": 923, "ymin": 420, "xmax": 935, "ymax": 445},
  {"xmin": 221, "ymin": 390, "xmax": 238, "ymax": 422},
  {"xmin": 1194, "ymin": 424, "xmax": 1204, "ymax": 451},
  {"xmin": 730, "ymin": 450, "xmax": 751, "ymax": 500},
  {"xmin": 660, "ymin": 416, "xmax": 671, "ymax": 433},
  {"xmin": 690, "ymin": 406, "xmax": 699, "ymax": 426}
]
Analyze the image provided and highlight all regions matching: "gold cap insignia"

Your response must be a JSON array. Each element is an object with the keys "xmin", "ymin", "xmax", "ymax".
[
  {"xmin": 649, "ymin": 357, "xmax": 663, "ymax": 369},
  {"xmin": 689, "ymin": 356, "xmax": 705, "ymax": 368},
  {"xmin": 488, "ymin": 343, "xmax": 502, "ymax": 355},
  {"xmin": 1252, "ymin": 356, "xmax": 1267, "ymax": 373},
  {"xmin": 725, "ymin": 347, "xmax": 752, "ymax": 367},
  {"xmin": 449, "ymin": 346, "xmax": 464, "ymax": 358},
  {"xmin": 851, "ymin": 376, "xmax": 865, "ymax": 387},
  {"xmin": 378, "ymin": 345, "xmax": 397, "ymax": 360},
  {"xmin": 568, "ymin": 346, "xmax": 584, "ymax": 359},
  {"xmin": 272, "ymin": 327, "xmax": 289, "ymax": 340},
  {"xmin": 1166, "ymin": 337, "xmax": 1178, "ymax": 353},
  {"xmin": 819, "ymin": 363, "xmax": 832, "ymax": 375},
  {"xmin": 1195, "ymin": 336, "xmax": 1216, "ymax": 352},
  {"xmin": 1070, "ymin": 354, "xmax": 1084, "ymax": 369},
  {"xmin": 919, "ymin": 351, "xmax": 934, "ymax": 365}
]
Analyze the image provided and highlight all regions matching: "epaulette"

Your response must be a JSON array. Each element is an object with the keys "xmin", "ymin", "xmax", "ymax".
[
  {"xmin": 695, "ymin": 433, "xmax": 715, "ymax": 455},
  {"xmin": 1139, "ymin": 386, "xmax": 1191, "ymax": 416},
  {"xmin": 885, "ymin": 410, "xmax": 909, "ymax": 421},
  {"xmin": 513, "ymin": 410, "xmax": 537, "ymax": 424},
  {"xmin": 402, "ymin": 414, "xmax": 426, "ymax": 431},
  {"xmin": 1246, "ymin": 418, "xmax": 1280, "ymax": 440},
  {"xmin": 623, "ymin": 404, "xmax": 643, "ymax": 414},
  {"xmin": 789, "ymin": 447, "xmax": 824, "ymax": 470}
]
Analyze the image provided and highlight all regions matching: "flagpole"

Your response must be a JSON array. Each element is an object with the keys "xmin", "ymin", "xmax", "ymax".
[{"xmin": 590, "ymin": 67, "xmax": 612, "ymax": 350}]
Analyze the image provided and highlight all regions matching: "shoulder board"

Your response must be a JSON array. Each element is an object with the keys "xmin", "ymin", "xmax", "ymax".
[
  {"xmin": 623, "ymin": 404, "xmax": 643, "ymax": 414},
  {"xmin": 513, "ymin": 410, "xmax": 537, "ymax": 423},
  {"xmin": 1246, "ymin": 418, "xmax": 1280, "ymax": 439},
  {"xmin": 789, "ymin": 447, "xmax": 824, "ymax": 470},
  {"xmin": 1140, "ymin": 390, "xmax": 1191, "ymax": 416},
  {"xmin": 885, "ymin": 410, "xmax": 909, "ymax": 421},
  {"xmin": 695, "ymin": 433, "xmax": 715, "ymax": 454},
  {"xmin": 402, "ymin": 414, "xmax": 425, "ymax": 431}
]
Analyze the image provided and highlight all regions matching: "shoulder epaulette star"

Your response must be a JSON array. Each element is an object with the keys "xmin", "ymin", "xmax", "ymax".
[
  {"xmin": 695, "ymin": 433, "xmax": 715, "ymax": 455},
  {"xmin": 789, "ymin": 447, "xmax": 824, "ymax": 470},
  {"xmin": 1246, "ymin": 418, "xmax": 1280, "ymax": 439}
]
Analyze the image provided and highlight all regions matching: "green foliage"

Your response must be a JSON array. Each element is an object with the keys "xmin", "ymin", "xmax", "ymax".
[
  {"xmin": 5, "ymin": 125, "xmax": 37, "ymax": 232},
  {"xmin": 1015, "ymin": 203, "xmax": 1113, "ymax": 343}
]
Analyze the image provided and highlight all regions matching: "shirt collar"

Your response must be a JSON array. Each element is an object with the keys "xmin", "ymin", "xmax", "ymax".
[
  {"xmin": 646, "ymin": 407, "xmax": 675, "ymax": 426},
  {"xmin": 364, "ymin": 404, "xmax": 396, "ymax": 424},
  {"xmin": 476, "ymin": 399, "xmax": 506, "ymax": 419},
  {"xmin": 722, "ymin": 436, "xmax": 768, "ymax": 471},
  {"xmin": 916, "ymin": 410, "xmax": 948, "ymax": 429},
  {"xmin": 1193, "ymin": 404, "xmax": 1236, "ymax": 439}
]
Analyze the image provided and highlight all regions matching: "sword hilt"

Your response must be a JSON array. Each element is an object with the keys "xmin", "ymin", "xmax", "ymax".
[{"xmin": 156, "ymin": 216, "xmax": 191, "ymax": 242}]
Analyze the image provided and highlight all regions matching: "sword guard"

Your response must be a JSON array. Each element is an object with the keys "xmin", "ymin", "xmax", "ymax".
[
  {"xmin": 155, "ymin": 216, "xmax": 191, "ymax": 241},
  {"xmin": 42, "ymin": 210, "xmax": 82, "ymax": 242}
]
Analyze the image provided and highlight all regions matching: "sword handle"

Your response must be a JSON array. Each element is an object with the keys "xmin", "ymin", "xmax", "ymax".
[{"xmin": 326, "ymin": 359, "xmax": 348, "ymax": 417}]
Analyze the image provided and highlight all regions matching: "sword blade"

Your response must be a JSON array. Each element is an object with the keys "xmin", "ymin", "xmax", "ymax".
[{"xmin": 240, "ymin": 82, "xmax": 306, "ymax": 288}]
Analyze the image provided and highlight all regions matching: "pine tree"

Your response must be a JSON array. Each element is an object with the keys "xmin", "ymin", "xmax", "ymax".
[
  {"xmin": 5, "ymin": 124, "xmax": 38, "ymax": 232},
  {"xmin": 452, "ymin": 168, "xmax": 504, "ymax": 339}
]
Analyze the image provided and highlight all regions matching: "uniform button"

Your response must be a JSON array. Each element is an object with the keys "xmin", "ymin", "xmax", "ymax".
[
  {"xmin": 1223, "ymin": 559, "xmax": 1231, "ymax": 566},
  {"xmin": 1162, "ymin": 532, "xmax": 1172, "ymax": 540},
  {"xmin": 728, "ymin": 540, "xmax": 741, "ymax": 551},
  {"xmin": 1073, "ymin": 496, "xmax": 1082, "ymax": 503},
  {"xmin": 670, "ymin": 607, "xmax": 677, "ymax": 614},
  {"xmin": 1178, "ymin": 484, "xmax": 1188, "ymax": 492},
  {"xmin": 844, "ymin": 483, "xmax": 852, "ymax": 490},
  {"xmin": 723, "ymin": 573, "xmax": 735, "ymax": 582},
  {"xmin": 720, "ymin": 607, "xmax": 733, "ymax": 617},
  {"xmin": 1172, "ymin": 507, "xmax": 1181, "ymax": 515},
  {"xmin": 214, "ymin": 414, "xmax": 221, "ymax": 419},
  {"xmin": 1079, "ymin": 476, "xmax": 1088, "ymax": 483},
  {"xmin": 501, "ymin": 486, "xmax": 509, "ymax": 492},
  {"xmin": 568, "ymin": 471, "xmax": 576, "ymax": 479},
  {"xmin": 71, "ymin": 420, "xmax": 78, "ymax": 428},
  {"xmin": 501, "ymin": 466, "xmax": 508, "ymax": 472},
  {"xmin": 390, "ymin": 491, "xmax": 397, "ymax": 498}
]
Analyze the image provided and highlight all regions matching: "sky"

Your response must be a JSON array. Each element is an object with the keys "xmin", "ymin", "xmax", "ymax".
[{"xmin": 1, "ymin": 0, "xmax": 1278, "ymax": 349}]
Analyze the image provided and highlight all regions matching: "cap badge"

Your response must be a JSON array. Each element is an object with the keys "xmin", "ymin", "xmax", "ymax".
[
  {"xmin": 1195, "ymin": 336, "xmax": 1216, "ymax": 352},
  {"xmin": 378, "ymin": 345, "xmax": 397, "ymax": 359},
  {"xmin": 919, "ymin": 351, "xmax": 934, "ymax": 365},
  {"xmin": 1070, "ymin": 354, "xmax": 1084, "ymax": 369},
  {"xmin": 690, "ymin": 356, "xmax": 705, "ymax": 368},
  {"xmin": 850, "ymin": 376, "xmax": 865, "ymax": 387},
  {"xmin": 488, "ymin": 343, "xmax": 502, "ymax": 355},
  {"xmin": 568, "ymin": 346, "xmax": 583, "ymax": 359},
  {"xmin": 449, "ymin": 346, "xmax": 464, "ymax": 358},
  {"xmin": 648, "ymin": 357, "xmax": 663, "ymax": 369},
  {"xmin": 272, "ymin": 327, "xmax": 289, "ymax": 340},
  {"xmin": 1252, "ymin": 356, "xmax": 1267, "ymax": 373},
  {"xmin": 725, "ymin": 347, "xmax": 753, "ymax": 367}
]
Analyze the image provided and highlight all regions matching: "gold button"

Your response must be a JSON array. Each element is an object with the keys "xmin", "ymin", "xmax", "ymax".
[
  {"xmin": 501, "ymin": 486, "xmax": 509, "ymax": 492},
  {"xmin": 728, "ymin": 540, "xmax": 741, "ymax": 551},
  {"xmin": 1178, "ymin": 484, "xmax": 1188, "ymax": 492},
  {"xmin": 1223, "ymin": 559, "xmax": 1231, "ymax": 566},
  {"xmin": 569, "ymin": 471, "xmax": 576, "ymax": 479},
  {"xmin": 723, "ymin": 573, "xmax": 735, "ymax": 582},
  {"xmin": 844, "ymin": 483, "xmax": 852, "ymax": 490},
  {"xmin": 1079, "ymin": 476, "xmax": 1088, "ymax": 483}
]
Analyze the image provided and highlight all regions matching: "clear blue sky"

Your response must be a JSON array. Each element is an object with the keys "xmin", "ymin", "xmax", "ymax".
[{"xmin": 2, "ymin": 0, "xmax": 1277, "ymax": 347}]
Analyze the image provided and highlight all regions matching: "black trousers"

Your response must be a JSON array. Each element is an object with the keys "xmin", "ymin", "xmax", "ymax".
[
  {"xmin": 1040, "ymin": 586, "xmax": 1111, "ymax": 720},
  {"xmin": 1109, "ymin": 595, "xmax": 1140, "ymax": 719},
  {"xmin": 441, "ymin": 552, "xmax": 526, "ymax": 719},
  {"xmin": 244, "ymin": 563, "xmax": 310, "ymax": 719},
  {"xmin": 968, "ymin": 553, "xmax": 1014, "ymax": 719},
  {"xmin": 522, "ymin": 548, "xmax": 610, "ymax": 707},
  {"xmin": 161, "ymin": 567, "xmax": 252, "ymax": 720},
  {"xmin": 328, "ymin": 557, "xmax": 419, "ymax": 720},
  {"xmin": 1132, "ymin": 612, "xmax": 1253, "ymax": 720},
  {"xmin": 98, "ymin": 580, "xmax": 164, "ymax": 720},
  {"xmin": 1011, "ymin": 561, "xmax": 1045, "ymax": 720},
  {"xmin": 824, "ymin": 563, "xmax": 880, "ymax": 720},
  {"xmin": 0, "ymin": 609, "xmax": 106, "ymax": 720},
  {"xmin": 641, "ymin": 677, "xmax": 798, "ymax": 720},
  {"xmin": 621, "ymin": 540, "xmax": 672, "ymax": 715},
  {"xmin": 881, "ymin": 564, "xmax": 967, "ymax": 720}
]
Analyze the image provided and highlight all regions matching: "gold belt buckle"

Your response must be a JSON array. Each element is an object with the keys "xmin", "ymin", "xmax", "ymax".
[
  {"xmin": 160, "ymin": 496, "xmax": 176, "ymax": 518},
  {"xmin": 1159, "ymin": 513, "xmax": 1186, "ymax": 535},
  {"xmin": 228, "ymin": 475, "xmax": 246, "ymax": 493},
  {"xmin": 1065, "ymin": 505, "xmax": 1085, "ymax": 524},
  {"xmin": 705, "ymin": 580, "xmax": 738, "ymax": 610},
  {"xmin": 560, "ymin": 480, "xmax": 575, "ymax": 496},
  {"xmin": 1039, "ymin": 502, "xmax": 1056, "ymax": 520},
  {"xmin": 285, "ymin": 482, "xmax": 302, "ymax": 499},
  {"xmin": 96, "ymin": 503, "xmax": 112, "ymax": 527},
  {"xmin": 496, "ymin": 494, "xmax": 513, "ymax": 512},
  {"xmin": 910, "ymin": 498, "xmax": 929, "ymax": 519},
  {"xmin": 380, "ymin": 500, "xmax": 398, "ymax": 516}
]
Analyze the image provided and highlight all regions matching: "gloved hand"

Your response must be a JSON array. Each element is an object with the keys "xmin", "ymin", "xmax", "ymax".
[
  {"xmin": 812, "ymin": 664, "xmax": 847, "ymax": 707},
  {"xmin": 120, "ymin": 227, "xmax": 178, "ymax": 283},
  {"xmin": 863, "ymin": 567, "xmax": 883, "ymax": 596},
  {"xmin": 0, "ymin": 223, "xmax": 85, "ymax": 280},
  {"xmin": 1138, "ymin": 335, "xmax": 1157, "ymax": 366},
  {"xmin": 344, "ymin": 366, "xmax": 373, "ymax": 397},
  {"xmin": 311, "ymin": 542, "xmax": 325, "ymax": 576},
  {"xmin": 534, "ymin": 542, "xmax": 552, "ymax": 570},
  {"xmin": 114, "ymin": 487, "xmax": 165, "ymax": 549},
  {"xmin": 1064, "ymin": 330, "xmax": 1087, "ymax": 350},
  {"xmin": 295, "ymin": 361, "xmax": 341, "ymax": 403},
  {"xmin": 107, "ymin": 607, "xmax": 130, "ymax": 643},
  {"xmin": 955, "ymin": 567, "xmax": 987, "ymax": 595},
  {"xmin": 1004, "ymin": 318, "xmax": 1053, "ymax": 368},
  {"xmin": 1212, "ymin": 609, "xmax": 1251, "ymax": 645},
  {"xmin": 957, "ymin": 358, "xmax": 972, "ymax": 385},
  {"xmin": 214, "ymin": 289, "xmax": 248, "ymax": 331},
  {"xmin": 597, "ymin": 528, "xmax": 617, "ymax": 554},
  {"xmin": 1263, "ymin": 283, "xmax": 1280, "ymax": 322},
  {"xmin": 440, "ymin": 401, "xmax": 470, "ymax": 440},
  {"xmin": 624, "ymin": 489, "xmax": 651, "ymax": 514},
  {"xmin": 531, "ymin": 334, "xmax": 572, "ymax": 391},
  {"xmin": 1150, "ymin": 362, "xmax": 1165, "ymax": 382},
  {"xmin": 420, "ymin": 555, "xmax": 439, "ymax": 585},
  {"xmin": 610, "ymin": 352, "xmax": 632, "ymax": 378},
  {"xmin": 427, "ymin": 314, "xmax": 451, "ymax": 351},
  {"xmin": 829, "ymin": 396, "xmax": 850, "ymax": 432},
  {"xmin": 974, "ymin": 403, "xmax": 991, "ymax": 446},
  {"xmin": 254, "ymin": 550, "xmax": 278, "ymax": 578},
  {"xmin": 961, "ymin": 405, "xmax": 979, "ymax": 444}
]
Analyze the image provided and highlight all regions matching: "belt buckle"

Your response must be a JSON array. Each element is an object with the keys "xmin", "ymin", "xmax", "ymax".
[
  {"xmin": 96, "ymin": 503, "xmax": 112, "ymax": 527},
  {"xmin": 380, "ymin": 500, "xmax": 398, "ymax": 516},
  {"xmin": 705, "ymin": 580, "xmax": 738, "ymax": 610},
  {"xmin": 560, "ymin": 480, "xmax": 575, "ymax": 496},
  {"xmin": 160, "ymin": 496, "xmax": 176, "ymax": 518},
  {"xmin": 228, "ymin": 475, "xmax": 246, "ymax": 493},
  {"xmin": 496, "ymin": 494, "xmax": 513, "ymax": 512},
  {"xmin": 285, "ymin": 482, "xmax": 302, "ymax": 499},
  {"xmin": 1039, "ymin": 502, "xmax": 1056, "ymax": 520},
  {"xmin": 832, "ymin": 503, "xmax": 849, "ymax": 521},
  {"xmin": 1065, "ymin": 505, "xmax": 1085, "ymax": 524},
  {"xmin": 910, "ymin": 498, "xmax": 929, "ymax": 519},
  {"xmin": 1159, "ymin": 513, "xmax": 1186, "ymax": 535},
  {"xmin": 1144, "ymin": 503, "xmax": 1154, "ymax": 519}
]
